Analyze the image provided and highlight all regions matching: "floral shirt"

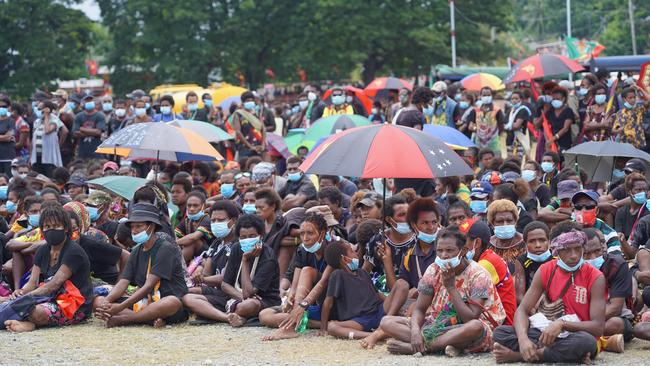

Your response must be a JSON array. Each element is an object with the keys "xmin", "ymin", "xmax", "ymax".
[
  {"xmin": 613, "ymin": 105, "xmax": 647, "ymax": 148},
  {"xmin": 417, "ymin": 260, "xmax": 505, "ymax": 329}
]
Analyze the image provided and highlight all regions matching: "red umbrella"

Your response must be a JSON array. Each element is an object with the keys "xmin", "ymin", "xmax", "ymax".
[
  {"xmin": 322, "ymin": 86, "xmax": 372, "ymax": 115},
  {"xmin": 504, "ymin": 53, "xmax": 585, "ymax": 83},
  {"xmin": 363, "ymin": 77, "xmax": 413, "ymax": 98}
]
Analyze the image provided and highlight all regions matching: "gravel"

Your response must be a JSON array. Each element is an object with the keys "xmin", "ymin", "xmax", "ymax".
[{"xmin": 2, "ymin": 318, "xmax": 650, "ymax": 365}]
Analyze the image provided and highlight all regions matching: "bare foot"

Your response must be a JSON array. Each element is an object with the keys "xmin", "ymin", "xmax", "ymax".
[
  {"xmin": 445, "ymin": 345, "xmax": 460, "ymax": 357},
  {"xmin": 583, "ymin": 353, "xmax": 592, "ymax": 365},
  {"xmin": 493, "ymin": 342, "xmax": 522, "ymax": 364},
  {"xmin": 153, "ymin": 318, "xmax": 166, "ymax": 329},
  {"xmin": 360, "ymin": 329, "xmax": 385, "ymax": 349},
  {"xmin": 105, "ymin": 315, "xmax": 124, "ymax": 328},
  {"xmin": 261, "ymin": 328, "xmax": 300, "ymax": 341},
  {"xmin": 4, "ymin": 320, "xmax": 35, "ymax": 333},
  {"xmin": 227, "ymin": 313, "xmax": 245, "ymax": 327},
  {"xmin": 386, "ymin": 339, "xmax": 416, "ymax": 355}
]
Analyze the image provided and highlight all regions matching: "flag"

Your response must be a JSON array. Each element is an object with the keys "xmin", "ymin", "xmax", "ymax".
[
  {"xmin": 85, "ymin": 60, "xmax": 97, "ymax": 76},
  {"xmin": 565, "ymin": 36, "xmax": 606, "ymax": 62}
]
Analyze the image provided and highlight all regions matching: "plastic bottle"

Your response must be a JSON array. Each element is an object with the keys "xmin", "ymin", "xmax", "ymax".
[{"xmin": 296, "ymin": 311, "xmax": 309, "ymax": 333}]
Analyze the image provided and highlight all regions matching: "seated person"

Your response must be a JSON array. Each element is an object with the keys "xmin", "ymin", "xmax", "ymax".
[
  {"xmin": 537, "ymin": 180, "xmax": 579, "ymax": 225},
  {"xmin": 175, "ymin": 191, "xmax": 212, "ymax": 264},
  {"xmin": 572, "ymin": 190, "xmax": 621, "ymax": 253},
  {"xmin": 379, "ymin": 228, "xmax": 506, "ymax": 356},
  {"xmin": 278, "ymin": 156, "xmax": 317, "ymax": 211},
  {"xmin": 260, "ymin": 213, "xmax": 334, "ymax": 340},
  {"xmin": 614, "ymin": 173, "xmax": 649, "ymax": 245},
  {"xmin": 446, "ymin": 199, "xmax": 471, "ymax": 227},
  {"xmin": 170, "ymin": 175, "xmax": 191, "ymax": 229},
  {"xmin": 3, "ymin": 202, "xmax": 93, "ymax": 332},
  {"xmin": 6, "ymin": 196, "xmax": 44, "ymax": 290},
  {"xmin": 183, "ymin": 214, "xmax": 280, "ymax": 326},
  {"xmin": 468, "ymin": 181, "xmax": 492, "ymax": 219},
  {"xmin": 487, "ymin": 199, "xmax": 525, "ymax": 273},
  {"xmin": 514, "ymin": 221, "xmax": 553, "ymax": 304},
  {"xmin": 85, "ymin": 190, "xmax": 119, "ymax": 243},
  {"xmin": 307, "ymin": 205, "xmax": 347, "ymax": 242},
  {"xmin": 320, "ymin": 241, "xmax": 387, "ymax": 340},
  {"xmin": 492, "ymin": 221, "xmax": 606, "ymax": 364},
  {"xmin": 94, "ymin": 203, "xmax": 188, "ymax": 328}
]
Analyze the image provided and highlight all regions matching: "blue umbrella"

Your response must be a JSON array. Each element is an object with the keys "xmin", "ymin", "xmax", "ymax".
[
  {"xmin": 219, "ymin": 95, "xmax": 240, "ymax": 110},
  {"xmin": 422, "ymin": 125, "xmax": 475, "ymax": 148}
]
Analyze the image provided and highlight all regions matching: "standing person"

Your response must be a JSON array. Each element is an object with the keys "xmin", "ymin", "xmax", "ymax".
[
  {"xmin": 127, "ymin": 99, "xmax": 152, "ymax": 125},
  {"xmin": 394, "ymin": 86, "xmax": 432, "ymax": 130},
  {"xmin": 544, "ymin": 87, "xmax": 574, "ymax": 152},
  {"xmin": 613, "ymin": 86, "xmax": 650, "ymax": 149},
  {"xmin": 322, "ymin": 87, "xmax": 354, "ymax": 117},
  {"xmin": 457, "ymin": 92, "xmax": 477, "ymax": 138},
  {"xmin": 505, "ymin": 90, "xmax": 532, "ymax": 160},
  {"xmin": 582, "ymin": 83, "xmax": 612, "ymax": 142},
  {"xmin": 388, "ymin": 88, "xmax": 411, "ymax": 123},
  {"xmin": 106, "ymin": 99, "xmax": 129, "ymax": 136},
  {"xmin": 303, "ymin": 85, "xmax": 326, "ymax": 126},
  {"xmin": 470, "ymin": 87, "xmax": 504, "ymax": 155},
  {"xmin": 233, "ymin": 91, "xmax": 266, "ymax": 158},
  {"xmin": 0, "ymin": 97, "xmax": 16, "ymax": 176},
  {"xmin": 198, "ymin": 93, "xmax": 214, "ymax": 123},
  {"xmin": 10, "ymin": 102, "xmax": 30, "ymax": 161},
  {"xmin": 182, "ymin": 92, "xmax": 201, "ymax": 120},
  {"xmin": 369, "ymin": 101, "xmax": 386, "ymax": 124},
  {"xmin": 31, "ymin": 100, "xmax": 67, "ymax": 177},
  {"xmin": 153, "ymin": 95, "xmax": 183, "ymax": 122},
  {"xmin": 72, "ymin": 92, "xmax": 106, "ymax": 159},
  {"xmin": 430, "ymin": 81, "xmax": 458, "ymax": 127}
]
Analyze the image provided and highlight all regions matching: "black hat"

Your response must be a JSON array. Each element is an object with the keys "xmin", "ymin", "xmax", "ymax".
[
  {"xmin": 128, "ymin": 89, "xmax": 146, "ymax": 99},
  {"xmin": 32, "ymin": 91, "xmax": 50, "ymax": 102},
  {"xmin": 625, "ymin": 158, "xmax": 646, "ymax": 174},
  {"xmin": 126, "ymin": 203, "xmax": 162, "ymax": 227},
  {"xmin": 65, "ymin": 174, "xmax": 86, "ymax": 188}
]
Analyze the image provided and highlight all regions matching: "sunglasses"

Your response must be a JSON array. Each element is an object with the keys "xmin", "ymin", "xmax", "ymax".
[
  {"xmin": 574, "ymin": 204, "xmax": 597, "ymax": 211},
  {"xmin": 234, "ymin": 172, "xmax": 251, "ymax": 180}
]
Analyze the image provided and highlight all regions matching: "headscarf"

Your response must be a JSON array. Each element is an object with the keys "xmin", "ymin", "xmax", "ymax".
[
  {"xmin": 64, "ymin": 201, "xmax": 110, "ymax": 244},
  {"xmin": 550, "ymin": 230, "xmax": 587, "ymax": 255}
]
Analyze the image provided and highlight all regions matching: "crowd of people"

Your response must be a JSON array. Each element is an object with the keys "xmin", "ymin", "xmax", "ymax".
[{"xmin": 1, "ymin": 69, "xmax": 650, "ymax": 364}]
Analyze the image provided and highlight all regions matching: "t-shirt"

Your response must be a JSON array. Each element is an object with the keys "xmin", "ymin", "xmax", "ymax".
[
  {"xmin": 398, "ymin": 243, "xmax": 437, "ymax": 288},
  {"xmin": 284, "ymin": 244, "xmax": 329, "ymax": 281},
  {"xmin": 122, "ymin": 237, "xmax": 188, "ymax": 299},
  {"xmin": 77, "ymin": 234, "xmax": 121, "ymax": 284},
  {"xmin": 0, "ymin": 117, "xmax": 16, "ymax": 161},
  {"xmin": 174, "ymin": 213, "xmax": 212, "ymax": 247},
  {"xmin": 277, "ymin": 175, "xmax": 317, "ymax": 200},
  {"xmin": 364, "ymin": 230, "xmax": 417, "ymax": 292},
  {"xmin": 326, "ymin": 268, "xmax": 383, "ymax": 321},
  {"xmin": 72, "ymin": 111, "xmax": 106, "ymax": 158},
  {"xmin": 205, "ymin": 239, "xmax": 234, "ymax": 276},
  {"xmin": 516, "ymin": 253, "xmax": 552, "ymax": 291},
  {"xmin": 221, "ymin": 243, "xmax": 280, "ymax": 306},
  {"xmin": 33, "ymin": 117, "xmax": 64, "ymax": 155},
  {"xmin": 629, "ymin": 214, "xmax": 650, "ymax": 249},
  {"xmin": 476, "ymin": 249, "xmax": 516, "ymax": 325},
  {"xmin": 395, "ymin": 108, "xmax": 425, "ymax": 129},
  {"xmin": 544, "ymin": 107, "xmax": 574, "ymax": 151},
  {"xmin": 33, "ymin": 240, "xmax": 93, "ymax": 315},
  {"xmin": 97, "ymin": 220, "xmax": 119, "ymax": 242},
  {"xmin": 599, "ymin": 253, "xmax": 632, "ymax": 304},
  {"xmin": 534, "ymin": 184, "xmax": 552, "ymax": 208},
  {"xmin": 615, "ymin": 204, "xmax": 649, "ymax": 240}
]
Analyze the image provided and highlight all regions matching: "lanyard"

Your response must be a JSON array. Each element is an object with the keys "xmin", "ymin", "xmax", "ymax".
[{"xmin": 629, "ymin": 205, "xmax": 646, "ymax": 241}]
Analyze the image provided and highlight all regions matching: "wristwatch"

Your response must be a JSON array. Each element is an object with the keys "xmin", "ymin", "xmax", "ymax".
[{"xmin": 299, "ymin": 300, "xmax": 309, "ymax": 309}]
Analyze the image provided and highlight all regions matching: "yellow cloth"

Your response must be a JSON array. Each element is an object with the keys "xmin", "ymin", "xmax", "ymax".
[
  {"xmin": 15, "ymin": 228, "xmax": 42, "ymax": 243},
  {"xmin": 322, "ymin": 105, "xmax": 354, "ymax": 117}
]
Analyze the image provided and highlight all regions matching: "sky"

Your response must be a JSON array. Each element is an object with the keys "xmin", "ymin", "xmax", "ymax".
[{"xmin": 70, "ymin": 0, "xmax": 101, "ymax": 21}]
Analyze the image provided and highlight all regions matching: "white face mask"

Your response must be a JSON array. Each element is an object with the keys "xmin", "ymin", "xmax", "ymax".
[{"xmin": 307, "ymin": 92, "xmax": 317, "ymax": 101}]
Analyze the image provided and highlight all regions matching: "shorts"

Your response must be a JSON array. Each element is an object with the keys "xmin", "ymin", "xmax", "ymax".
[
  {"xmin": 621, "ymin": 316, "xmax": 634, "ymax": 342},
  {"xmin": 350, "ymin": 305, "xmax": 385, "ymax": 332},
  {"xmin": 40, "ymin": 302, "xmax": 88, "ymax": 327},
  {"xmin": 307, "ymin": 304, "xmax": 321, "ymax": 321},
  {"xmin": 422, "ymin": 320, "xmax": 492, "ymax": 353},
  {"xmin": 165, "ymin": 307, "xmax": 189, "ymax": 324},
  {"xmin": 204, "ymin": 289, "xmax": 278, "ymax": 312}
]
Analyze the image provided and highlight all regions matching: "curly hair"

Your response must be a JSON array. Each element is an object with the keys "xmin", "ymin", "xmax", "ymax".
[
  {"xmin": 625, "ymin": 172, "xmax": 647, "ymax": 193},
  {"xmin": 406, "ymin": 198, "xmax": 440, "ymax": 225},
  {"xmin": 487, "ymin": 199, "xmax": 519, "ymax": 226}
]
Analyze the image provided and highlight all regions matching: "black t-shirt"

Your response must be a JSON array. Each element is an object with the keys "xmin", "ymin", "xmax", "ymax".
[
  {"xmin": 600, "ymin": 253, "xmax": 632, "ymax": 300},
  {"xmin": 534, "ymin": 184, "xmax": 552, "ymax": 207},
  {"xmin": 516, "ymin": 253, "xmax": 552, "ymax": 291},
  {"xmin": 395, "ymin": 108, "xmax": 425, "ymax": 129},
  {"xmin": 222, "ymin": 243, "xmax": 280, "ymax": 306},
  {"xmin": 206, "ymin": 238, "xmax": 234, "ymax": 276},
  {"xmin": 34, "ymin": 240, "xmax": 93, "ymax": 314},
  {"xmin": 544, "ymin": 107, "xmax": 574, "ymax": 150},
  {"xmin": 78, "ymin": 234, "xmax": 121, "ymax": 284},
  {"xmin": 615, "ymin": 205, "xmax": 649, "ymax": 240},
  {"xmin": 629, "ymin": 214, "xmax": 650, "ymax": 249},
  {"xmin": 610, "ymin": 185, "xmax": 627, "ymax": 201},
  {"xmin": 284, "ymin": 243, "xmax": 329, "ymax": 281},
  {"xmin": 507, "ymin": 106, "xmax": 532, "ymax": 132},
  {"xmin": 517, "ymin": 208, "xmax": 533, "ymax": 234},
  {"xmin": 0, "ymin": 117, "xmax": 16, "ymax": 161},
  {"xmin": 122, "ymin": 238, "xmax": 188, "ymax": 299},
  {"xmin": 97, "ymin": 220, "xmax": 119, "ymax": 242},
  {"xmin": 326, "ymin": 268, "xmax": 383, "ymax": 321},
  {"xmin": 73, "ymin": 111, "xmax": 106, "ymax": 158},
  {"xmin": 364, "ymin": 231, "xmax": 417, "ymax": 291}
]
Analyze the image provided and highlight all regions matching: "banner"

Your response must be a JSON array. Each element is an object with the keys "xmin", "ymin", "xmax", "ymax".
[{"xmin": 565, "ymin": 36, "xmax": 605, "ymax": 62}]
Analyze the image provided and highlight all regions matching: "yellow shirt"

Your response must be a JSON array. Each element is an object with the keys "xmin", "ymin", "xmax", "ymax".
[{"xmin": 322, "ymin": 104, "xmax": 354, "ymax": 117}]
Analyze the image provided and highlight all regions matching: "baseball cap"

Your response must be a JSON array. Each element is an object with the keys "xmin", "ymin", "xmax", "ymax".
[
  {"xmin": 128, "ymin": 89, "xmax": 146, "ymax": 99},
  {"xmin": 502, "ymin": 171, "xmax": 521, "ymax": 183},
  {"xmin": 65, "ymin": 175, "xmax": 86, "ymax": 188},
  {"xmin": 470, "ymin": 181, "xmax": 493, "ymax": 199},
  {"xmin": 357, "ymin": 192, "xmax": 381, "ymax": 208},
  {"xmin": 82, "ymin": 91, "xmax": 94, "ymax": 100},
  {"xmin": 558, "ymin": 80, "xmax": 574, "ymax": 90},
  {"xmin": 571, "ymin": 190, "xmax": 599, "ymax": 204},
  {"xmin": 624, "ymin": 158, "xmax": 646, "ymax": 174},
  {"xmin": 557, "ymin": 180, "xmax": 580, "ymax": 200},
  {"xmin": 84, "ymin": 190, "xmax": 112, "ymax": 207},
  {"xmin": 103, "ymin": 161, "xmax": 119, "ymax": 173},
  {"xmin": 432, "ymin": 81, "xmax": 447, "ymax": 93},
  {"xmin": 32, "ymin": 91, "xmax": 50, "ymax": 102},
  {"xmin": 458, "ymin": 218, "xmax": 491, "ymax": 247},
  {"xmin": 52, "ymin": 89, "xmax": 68, "ymax": 99}
]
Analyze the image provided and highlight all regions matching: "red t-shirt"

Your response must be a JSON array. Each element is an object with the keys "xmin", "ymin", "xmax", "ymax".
[
  {"xmin": 477, "ymin": 249, "xmax": 516, "ymax": 325},
  {"xmin": 539, "ymin": 259, "xmax": 603, "ymax": 322}
]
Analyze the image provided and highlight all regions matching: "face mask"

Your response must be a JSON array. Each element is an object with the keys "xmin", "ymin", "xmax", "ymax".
[
  {"xmin": 371, "ymin": 108, "xmax": 378, "ymax": 115},
  {"xmin": 399, "ymin": 95, "xmax": 409, "ymax": 103},
  {"xmin": 307, "ymin": 92, "xmax": 317, "ymax": 101},
  {"xmin": 0, "ymin": 107, "xmax": 8, "ymax": 117},
  {"xmin": 188, "ymin": 103, "xmax": 198, "ymax": 111},
  {"xmin": 240, "ymin": 236, "xmax": 260, "ymax": 253},
  {"xmin": 521, "ymin": 169, "xmax": 536, "ymax": 182},
  {"xmin": 541, "ymin": 162, "xmax": 554, "ymax": 173},
  {"xmin": 423, "ymin": 106, "xmax": 434, "ymax": 117},
  {"xmin": 551, "ymin": 100, "xmax": 563, "ymax": 109},
  {"xmin": 302, "ymin": 240, "xmax": 322, "ymax": 254},
  {"xmin": 345, "ymin": 95, "xmax": 353, "ymax": 103},
  {"xmin": 459, "ymin": 101, "xmax": 469, "ymax": 109},
  {"xmin": 624, "ymin": 101, "xmax": 635, "ymax": 110},
  {"xmin": 586, "ymin": 255, "xmax": 604, "ymax": 269},
  {"xmin": 331, "ymin": 95, "xmax": 345, "ymax": 105},
  {"xmin": 102, "ymin": 103, "xmax": 113, "ymax": 112},
  {"xmin": 325, "ymin": 232, "xmax": 332, "ymax": 241},
  {"xmin": 132, "ymin": 226, "xmax": 151, "ymax": 245},
  {"xmin": 512, "ymin": 102, "xmax": 521, "ymax": 109},
  {"xmin": 67, "ymin": 102, "xmax": 76, "ymax": 111},
  {"xmin": 243, "ymin": 101, "xmax": 256, "ymax": 111},
  {"xmin": 475, "ymin": 100, "xmax": 483, "ymax": 108},
  {"xmin": 204, "ymin": 99, "xmax": 213, "ymax": 107},
  {"xmin": 135, "ymin": 108, "xmax": 147, "ymax": 117},
  {"xmin": 115, "ymin": 108, "xmax": 126, "ymax": 118},
  {"xmin": 160, "ymin": 106, "xmax": 172, "ymax": 115},
  {"xmin": 0, "ymin": 186, "xmax": 7, "ymax": 200},
  {"xmin": 592, "ymin": 94, "xmax": 606, "ymax": 104},
  {"xmin": 470, "ymin": 200, "xmax": 487, "ymax": 214},
  {"xmin": 211, "ymin": 221, "xmax": 232, "ymax": 239},
  {"xmin": 5, "ymin": 200, "xmax": 16, "ymax": 214},
  {"xmin": 612, "ymin": 169, "xmax": 625, "ymax": 180},
  {"xmin": 33, "ymin": 109, "xmax": 42, "ymax": 119},
  {"xmin": 393, "ymin": 222, "xmax": 412, "ymax": 235},
  {"xmin": 494, "ymin": 225, "xmax": 516, "ymax": 239},
  {"xmin": 465, "ymin": 239, "xmax": 479, "ymax": 261},
  {"xmin": 44, "ymin": 229, "xmax": 67, "ymax": 246},
  {"xmin": 578, "ymin": 88, "xmax": 589, "ymax": 96},
  {"xmin": 633, "ymin": 191, "xmax": 647, "ymax": 205},
  {"xmin": 574, "ymin": 208, "xmax": 597, "ymax": 227},
  {"xmin": 220, "ymin": 183, "xmax": 235, "ymax": 198},
  {"xmin": 28, "ymin": 214, "xmax": 40, "ymax": 228},
  {"xmin": 481, "ymin": 96, "xmax": 492, "ymax": 104},
  {"xmin": 527, "ymin": 249, "xmax": 551, "ymax": 262},
  {"xmin": 87, "ymin": 206, "xmax": 100, "ymax": 222},
  {"xmin": 455, "ymin": 94, "xmax": 462, "ymax": 101},
  {"xmin": 242, "ymin": 203, "xmax": 257, "ymax": 215},
  {"xmin": 435, "ymin": 254, "xmax": 461, "ymax": 269},
  {"xmin": 145, "ymin": 102, "xmax": 151, "ymax": 110},
  {"xmin": 187, "ymin": 211, "xmax": 204, "ymax": 221},
  {"xmin": 557, "ymin": 257, "xmax": 584, "ymax": 272},
  {"xmin": 432, "ymin": 96, "xmax": 442, "ymax": 103},
  {"xmin": 417, "ymin": 230, "xmax": 437, "ymax": 244},
  {"xmin": 291, "ymin": 106, "xmax": 300, "ymax": 114},
  {"xmin": 347, "ymin": 257, "xmax": 359, "ymax": 271},
  {"xmin": 84, "ymin": 101, "xmax": 95, "ymax": 111},
  {"xmin": 505, "ymin": 91, "xmax": 513, "ymax": 99},
  {"xmin": 287, "ymin": 172, "xmax": 302, "ymax": 182},
  {"xmin": 298, "ymin": 100, "xmax": 309, "ymax": 110}
]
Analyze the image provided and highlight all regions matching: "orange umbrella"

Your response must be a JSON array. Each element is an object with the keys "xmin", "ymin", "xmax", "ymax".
[
  {"xmin": 323, "ymin": 86, "xmax": 372, "ymax": 114},
  {"xmin": 460, "ymin": 73, "xmax": 505, "ymax": 91}
]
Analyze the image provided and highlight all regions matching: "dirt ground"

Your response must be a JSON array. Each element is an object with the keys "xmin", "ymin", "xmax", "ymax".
[{"xmin": 2, "ymin": 318, "xmax": 650, "ymax": 365}]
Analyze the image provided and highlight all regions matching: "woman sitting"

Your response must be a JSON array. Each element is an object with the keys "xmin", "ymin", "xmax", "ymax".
[{"xmin": 488, "ymin": 199, "xmax": 525, "ymax": 274}]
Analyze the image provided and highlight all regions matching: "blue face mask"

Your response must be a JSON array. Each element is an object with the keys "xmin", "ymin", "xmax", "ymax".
[
  {"xmin": 188, "ymin": 103, "xmax": 198, "ymax": 111},
  {"xmin": 481, "ymin": 96, "xmax": 492, "ymax": 104},
  {"xmin": 331, "ymin": 95, "xmax": 345, "ymax": 105},
  {"xmin": 633, "ymin": 191, "xmax": 647, "ymax": 205},
  {"xmin": 470, "ymin": 200, "xmax": 487, "ymax": 214},
  {"xmin": 160, "ymin": 106, "xmax": 172, "ymax": 115},
  {"xmin": 347, "ymin": 257, "xmax": 359, "ymax": 271},
  {"xmin": 512, "ymin": 102, "xmax": 521, "ymax": 109},
  {"xmin": 291, "ymin": 106, "xmax": 300, "ymax": 114},
  {"xmin": 287, "ymin": 172, "xmax": 302, "ymax": 182},
  {"xmin": 494, "ymin": 225, "xmax": 517, "ymax": 239},
  {"xmin": 145, "ymin": 102, "xmax": 151, "ymax": 110},
  {"xmin": 423, "ymin": 106, "xmax": 434, "ymax": 117},
  {"xmin": 594, "ymin": 94, "xmax": 607, "ymax": 105},
  {"xmin": 551, "ymin": 100, "xmax": 563, "ymax": 109},
  {"xmin": 6, "ymin": 200, "xmax": 17, "ymax": 214},
  {"xmin": 211, "ymin": 221, "xmax": 231, "ymax": 239},
  {"xmin": 557, "ymin": 257, "xmax": 584, "ymax": 272},
  {"xmin": 325, "ymin": 232, "xmax": 332, "ymax": 241},
  {"xmin": 135, "ymin": 108, "xmax": 147, "ymax": 117},
  {"xmin": 28, "ymin": 214, "xmax": 40, "ymax": 228},
  {"xmin": 187, "ymin": 211, "xmax": 204, "ymax": 221},
  {"xmin": 87, "ymin": 206, "xmax": 99, "ymax": 222},
  {"xmin": 578, "ymin": 87, "xmax": 589, "ymax": 96},
  {"xmin": 0, "ymin": 185, "xmax": 7, "ymax": 200},
  {"xmin": 302, "ymin": 240, "xmax": 322, "ymax": 254},
  {"xmin": 417, "ymin": 230, "xmax": 437, "ymax": 244},
  {"xmin": 459, "ymin": 101, "xmax": 469, "ymax": 109},
  {"xmin": 33, "ymin": 109, "xmax": 42, "ymax": 119},
  {"xmin": 84, "ymin": 101, "xmax": 95, "ymax": 111},
  {"xmin": 240, "ymin": 236, "xmax": 260, "ymax": 253},
  {"xmin": 541, "ymin": 162, "xmax": 555, "ymax": 173},
  {"xmin": 435, "ymin": 254, "xmax": 461, "ymax": 269},
  {"xmin": 527, "ymin": 249, "xmax": 551, "ymax": 263},
  {"xmin": 243, "ymin": 101, "xmax": 256, "ymax": 111},
  {"xmin": 102, "ymin": 103, "xmax": 113, "ymax": 112},
  {"xmin": 220, "ymin": 183, "xmax": 235, "ymax": 198},
  {"xmin": 132, "ymin": 226, "xmax": 151, "ymax": 245},
  {"xmin": 612, "ymin": 169, "xmax": 625, "ymax": 180},
  {"xmin": 393, "ymin": 222, "xmax": 412, "ymax": 235},
  {"xmin": 204, "ymin": 99, "xmax": 213, "ymax": 107},
  {"xmin": 624, "ymin": 102, "xmax": 635, "ymax": 110},
  {"xmin": 242, "ymin": 203, "xmax": 257, "ymax": 215},
  {"xmin": 521, "ymin": 169, "xmax": 536, "ymax": 183},
  {"xmin": 586, "ymin": 255, "xmax": 604, "ymax": 269},
  {"xmin": 0, "ymin": 107, "xmax": 8, "ymax": 117}
]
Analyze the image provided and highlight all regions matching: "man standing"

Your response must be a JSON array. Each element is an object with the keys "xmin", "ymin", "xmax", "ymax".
[
  {"xmin": 72, "ymin": 92, "xmax": 106, "ymax": 159},
  {"xmin": 430, "ymin": 81, "xmax": 458, "ymax": 127},
  {"xmin": 0, "ymin": 97, "xmax": 16, "ymax": 175}
]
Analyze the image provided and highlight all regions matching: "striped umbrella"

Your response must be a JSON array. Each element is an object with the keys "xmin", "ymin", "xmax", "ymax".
[
  {"xmin": 96, "ymin": 123, "xmax": 223, "ymax": 161},
  {"xmin": 300, "ymin": 124, "xmax": 472, "ymax": 178},
  {"xmin": 364, "ymin": 77, "xmax": 413, "ymax": 98},
  {"xmin": 461, "ymin": 73, "xmax": 505, "ymax": 91},
  {"xmin": 504, "ymin": 53, "xmax": 585, "ymax": 83}
]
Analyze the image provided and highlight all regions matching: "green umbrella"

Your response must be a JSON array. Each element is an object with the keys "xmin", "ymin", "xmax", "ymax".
[
  {"xmin": 285, "ymin": 128, "xmax": 306, "ymax": 154},
  {"xmin": 301, "ymin": 115, "xmax": 371, "ymax": 148},
  {"xmin": 88, "ymin": 176, "xmax": 148, "ymax": 201}
]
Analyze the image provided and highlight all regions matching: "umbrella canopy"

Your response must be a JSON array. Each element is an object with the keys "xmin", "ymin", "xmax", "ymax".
[
  {"xmin": 504, "ymin": 53, "xmax": 585, "ymax": 83},
  {"xmin": 301, "ymin": 115, "xmax": 371, "ymax": 150},
  {"xmin": 460, "ymin": 73, "xmax": 505, "ymax": 91},
  {"xmin": 96, "ymin": 123, "xmax": 223, "ymax": 161},
  {"xmin": 300, "ymin": 124, "xmax": 473, "ymax": 178},
  {"xmin": 322, "ymin": 86, "xmax": 372, "ymax": 114},
  {"xmin": 285, "ymin": 129, "xmax": 306, "ymax": 154},
  {"xmin": 212, "ymin": 84, "xmax": 248, "ymax": 106},
  {"xmin": 218, "ymin": 95, "xmax": 241, "ymax": 110},
  {"xmin": 266, "ymin": 133, "xmax": 292, "ymax": 159},
  {"xmin": 166, "ymin": 119, "xmax": 233, "ymax": 143},
  {"xmin": 563, "ymin": 141, "xmax": 650, "ymax": 182},
  {"xmin": 363, "ymin": 77, "xmax": 413, "ymax": 98},
  {"xmin": 422, "ymin": 125, "xmax": 476, "ymax": 148},
  {"xmin": 233, "ymin": 109, "xmax": 263, "ymax": 130},
  {"xmin": 87, "ymin": 176, "xmax": 148, "ymax": 201}
]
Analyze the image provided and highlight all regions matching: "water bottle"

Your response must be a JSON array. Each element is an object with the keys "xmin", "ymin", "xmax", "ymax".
[{"xmin": 296, "ymin": 311, "xmax": 309, "ymax": 333}]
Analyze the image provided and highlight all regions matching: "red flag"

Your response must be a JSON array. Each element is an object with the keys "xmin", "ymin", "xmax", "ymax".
[
  {"xmin": 530, "ymin": 80, "xmax": 557, "ymax": 153},
  {"xmin": 85, "ymin": 60, "xmax": 97, "ymax": 76}
]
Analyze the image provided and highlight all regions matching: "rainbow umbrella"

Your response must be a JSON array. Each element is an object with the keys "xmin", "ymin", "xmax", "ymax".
[
  {"xmin": 461, "ymin": 73, "xmax": 505, "ymax": 91},
  {"xmin": 285, "ymin": 129, "xmax": 306, "ymax": 154},
  {"xmin": 96, "ymin": 123, "xmax": 223, "ymax": 161},
  {"xmin": 504, "ymin": 53, "xmax": 585, "ymax": 83}
]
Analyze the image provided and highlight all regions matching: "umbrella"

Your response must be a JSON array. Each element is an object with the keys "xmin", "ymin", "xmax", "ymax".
[
  {"xmin": 87, "ymin": 176, "xmax": 148, "ymax": 200},
  {"xmin": 460, "ymin": 73, "xmax": 505, "ymax": 91},
  {"xmin": 563, "ymin": 141, "xmax": 650, "ymax": 182},
  {"xmin": 364, "ymin": 77, "xmax": 413, "ymax": 99},
  {"xmin": 166, "ymin": 119, "xmax": 233, "ymax": 143},
  {"xmin": 285, "ymin": 129, "xmax": 306, "ymax": 154},
  {"xmin": 233, "ymin": 109, "xmax": 263, "ymax": 130},
  {"xmin": 219, "ymin": 95, "xmax": 241, "ymax": 110},
  {"xmin": 301, "ymin": 115, "xmax": 371, "ymax": 150},
  {"xmin": 266, "ymin": 133, "xmax": 292, "ymax": 159},
  {"xmin": 322, "ymin": 86, "xmax": 372, "ymax": 115},
  {"xmin": 96, "ymin": 123, "xmax": 223, "ymax": 161},
  {"xmin": 504, "ymin": 53, "xmax": 585, "ymax": 83},
  {"xmin": 211, "ymin": 83, "xmax": 248, "ymax": 106},
  {"xmin": 422, "ymin": 125, "xmax": 476, "ymax": 149}
]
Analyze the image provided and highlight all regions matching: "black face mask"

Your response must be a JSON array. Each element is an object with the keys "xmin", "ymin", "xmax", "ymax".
[{"xmin": 44, "ymin": 229, "xmax": 67, "ymax": 246}]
